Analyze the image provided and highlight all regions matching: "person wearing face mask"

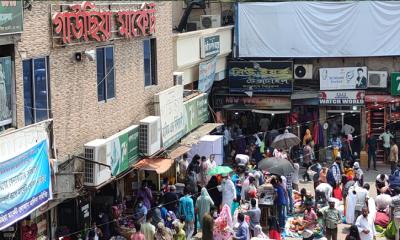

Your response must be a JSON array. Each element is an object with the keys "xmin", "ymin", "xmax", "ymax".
[
  {"xmin": 97, "ymin": 208, "xmax": 110, "ymax": 240},
  {"xmin": 217, "ymin": 173, "xmax": 237, "ymax": 211},
  {"xmin": 133, "ymin": 197, "xmax": 148, "ymax": 224}
]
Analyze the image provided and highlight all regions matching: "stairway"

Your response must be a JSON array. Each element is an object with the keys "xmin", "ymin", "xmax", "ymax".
[{"xmin": 368, "ymin": 110, "xmax": 385, "ymax": 162}]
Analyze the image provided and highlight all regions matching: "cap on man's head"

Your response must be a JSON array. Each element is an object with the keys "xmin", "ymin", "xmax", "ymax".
[
  {"xmin": 353, "ymin": 162, "xmax": 360, "ymax": 169},
  {"xmin": 328, "ymin": 197, "xmax": 336, "ymax": 203}
]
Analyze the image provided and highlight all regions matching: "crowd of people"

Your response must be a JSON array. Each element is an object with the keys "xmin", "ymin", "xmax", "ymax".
[{"xmin": 80, "ymin": 120, "xmax": 400, "ymax": 240}]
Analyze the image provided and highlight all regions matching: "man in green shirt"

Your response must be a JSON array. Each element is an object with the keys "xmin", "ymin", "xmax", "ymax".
[{"xmin": 323, "ymin": 198, "xmax": 342, "ymax": 240}]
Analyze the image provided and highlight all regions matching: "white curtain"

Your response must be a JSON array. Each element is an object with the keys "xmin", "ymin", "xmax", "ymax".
[{"xmin": 238, "ymin": 1, "xmax": 400, "ymax": 58}]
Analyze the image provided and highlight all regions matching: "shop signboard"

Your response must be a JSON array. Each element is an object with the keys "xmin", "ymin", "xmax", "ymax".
[
  {"xmin": 0, "ymin": 57, "xmax": 12, "ymax": 127},
  {"xmin": 51, "ymin": 1, "xmax": 156, "ymax": 47},
  {"xmin": 154, "ymin": 85, "xmax": 185, "ymax": 148},
  {"xmin": 0, "ymin": 1, "xmax": 23, "ymax": 35},
  {"xmin": 319, "ymin": 67, "xmax": 368, "ymax": 90},
  {"xmin": 0, "ymin": 140, "xmax": 52, "ymax": 230},
  {"xmin": 200, "ymin": 35, "xmax": 220, "ymax": 58},
  {"xmin": 391, "ymin": 72, "xmax": 400, "ymax": 96},
  {"xmin": 228, "ymin": 61, "xmax": 293, "ymax": 93},
  {"xmin": 106, "ymin": 125, "xmax": 139, "ymax": 176},
  {"xmin": 319, "ymin": 91, "xmax": 365, "ymax": 105},
  {"xmin": 198, "ymin": 57, "xmax": 217, "ymax": 93},
  {"xmin": 213, "ymin": 95, "xmax": 291, "ymax": 109},
  {"xmin": 184, "ymin": 93, "xmax": 209, "ymax": 134}
]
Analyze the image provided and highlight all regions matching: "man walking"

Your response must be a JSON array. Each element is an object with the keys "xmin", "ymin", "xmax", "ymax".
[
  {"xmin": 379, "ymin": 129, "xmax": 394, "ymax": 163},
  {"xmin": 390, "ymin": 138, "xmax": 399, "ymax": 174},
  {"xmin": 323, "ymin": 198, "xmax": 341, "ymax": 240},
  {"xmin": 366, "ymin": 134, "xmax": 377, "ymax": 171},
  {"xmin": 179, "ymin": 188, "xmax": 195, "ymax": 239},
  {"xmin": 244, "ymin": 198, "xmax": 261, "ymax": 237},
  {"xmin": 355, "ymin": 206, "xmax": 376, "ymax": 240}
]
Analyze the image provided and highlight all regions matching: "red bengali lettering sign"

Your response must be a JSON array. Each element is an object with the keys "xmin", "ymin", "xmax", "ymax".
[{"xmin": 52, "ymin": 1, "xmax": 156, "ymax": 45}]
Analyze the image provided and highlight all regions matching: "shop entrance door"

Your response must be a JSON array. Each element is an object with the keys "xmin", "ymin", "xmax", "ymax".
[{"xmin": 327, "ymin": 110, "xmax": 361, "ymax": 156}]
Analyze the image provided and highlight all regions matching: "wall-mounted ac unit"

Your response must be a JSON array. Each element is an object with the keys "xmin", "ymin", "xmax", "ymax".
[
  {"xmin": 83, "ymin": 139, "xmax": 110, "ymax": 187},
  {"xmin": 294, "ymin": 64, "xmax": 313, "ymax": 79},
  {"xmin": 200, "ymin": 15, "xmax": 221, "ymax": 29},
  {"xmin": 139, "ymin": 116, "xmax": 161, "ymax": 156},
  {"xmin": 173, "ymin": 72, "xmax": 184, "ymax": 85},
  {"xmin": 186, "ymin": 21, "xmax": 200, "ymax": 32},
  {"xmin": 368, "ymin": 71, "xmax": 387, "ymax": 88}
]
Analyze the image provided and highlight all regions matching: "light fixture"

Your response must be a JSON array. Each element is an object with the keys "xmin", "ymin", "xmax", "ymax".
[
  {"xmin": 352, "ymin": 106, "xmax": 357, "ymax": 111},
  {"xmin": 234, "ymin": 112, "xmax": 239, "ymax": 115},
  {"xmin": 272, "ymin": 113, "xmax": 275, "ymax": 116},
  {"xmin": 341, "ymin": 112, "xmax": 345, "ymax": 116}
]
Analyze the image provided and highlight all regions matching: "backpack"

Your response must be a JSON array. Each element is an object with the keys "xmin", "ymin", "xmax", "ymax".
[
  {"xmin": 327, "ymin": 165, "xmax": 336, "ymax": 187},
  {"xmin": 389, "ymin": 169, "xmax": 400, "ymax": 189}
]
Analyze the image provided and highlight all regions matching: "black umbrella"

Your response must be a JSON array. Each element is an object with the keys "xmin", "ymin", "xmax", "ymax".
[{"xmin": 258, "ymin": 157, "xmax": 294, "ymax": 176}]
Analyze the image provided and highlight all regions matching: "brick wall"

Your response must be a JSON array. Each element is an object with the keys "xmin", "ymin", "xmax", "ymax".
[{"xmin": 14, "ymin": 1, "xmax": 174, "ymax": 161}]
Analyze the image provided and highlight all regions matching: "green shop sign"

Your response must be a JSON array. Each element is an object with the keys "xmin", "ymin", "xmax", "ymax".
[
  {"xmin": 391, "ymin": 72, "xmax": 400, "ymax": 96},
  {"xmin": 184, "ymin": 93, "xmax": 209, "ymax": 134},
  {"xmin": 106, "ymin": 125, "xmax": 139, "ymax": 176},
  {"xmin": 0, "ymin": 1, "xmax": 23, "ymax": 35}
]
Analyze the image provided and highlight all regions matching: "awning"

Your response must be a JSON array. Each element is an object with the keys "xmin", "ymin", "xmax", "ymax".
[
  {"xmin": 132, "ymin": 158, "xmax": 174, "ymax": 174},
  {"xmin": 252, "ymin": 109, "xmax": 290, "ymax": 114},
  {"xmin": 168, "ymin": 145, "xmax": 191, "ymax": 160},
  {"xmin": 291, "ymin": 91, "xmax": 319, "ymax": 100},
  {"xmin": 365, "ymin": 95, "xmax": 400, "ymax": 104},
  {"xmin": 180, "ymin": 123, "xmax": 223, "ymax": 146}
]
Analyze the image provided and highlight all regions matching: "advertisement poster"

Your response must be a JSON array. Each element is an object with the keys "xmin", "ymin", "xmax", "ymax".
[
  {"xmin": 184, "ymin": 93, "xmax": 209, "ymax": 134},
  {"xmin": 106, "ymin": 125, "xmax": 139, "ymax": 176},
  {"xmin": 228, "ymin": 61, "xmax": 293, "ymax": 93},
  {"xmin": 319, "ymin": 91, "xmax": 365, "ymax": 105},
  {"xmin": 0, "ymin": 57, "xmax": 12, "ymax": 127},
  {"xmin": 391, "ymin": 72, "xmax": 400, "ymax": 96},
  {"xmin": 200, "ymin": 35, "xmax": 220, "ymax": 58},
  {"xmin": 0, "ymin": 1, "xmax": 23, "ymax": 35},
  {"xmin": 319, "ymin": 67, "xmax": 368, "ymax": 90},
  {"xmin": 155, "ymin": 85, "xmax": 185, "ymax": 148},
  {"xmin": 0, "ymin": 140, "xmax": 52, "ymax": 230},
  {"xmin": 198, "ymin": 57, "xmax": 217, "ymax": 93}
]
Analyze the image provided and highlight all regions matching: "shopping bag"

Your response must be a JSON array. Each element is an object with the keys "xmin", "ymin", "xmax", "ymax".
[{"xmin": 384, "ymin": 220, "xmax": 396, "ymax": 239}]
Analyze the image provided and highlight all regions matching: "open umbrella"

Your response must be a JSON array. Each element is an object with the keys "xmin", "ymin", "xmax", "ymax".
[
  {"xmin": 258, "ymin": 157, "xmax": 294, "ymax": 176},
  {"xmin": 271, "ymin": 132, "xmax": 301, "ymax": 150},
  {"xmin": 207, "ymin": 166, "xmax": 233, "ymax": 176}
]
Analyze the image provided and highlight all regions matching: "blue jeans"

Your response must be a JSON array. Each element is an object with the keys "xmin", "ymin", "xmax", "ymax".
[
  {"xmin": 287, "ymin": 189, "xmax": 294, "ymax": 214},
  {"xmin": 277, "ymin": 205, "xmax": 287, "ymax": 230}
]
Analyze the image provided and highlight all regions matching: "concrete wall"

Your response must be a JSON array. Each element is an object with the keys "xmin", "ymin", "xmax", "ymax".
[{"xmin": 14, "ymin": 1, "xmax": 174, "ymax": 161}]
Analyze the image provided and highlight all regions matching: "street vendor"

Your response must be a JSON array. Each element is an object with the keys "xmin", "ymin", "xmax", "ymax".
[{"xmin": 303, "ymin": 201, "xmax": 318, "ymax": 240}]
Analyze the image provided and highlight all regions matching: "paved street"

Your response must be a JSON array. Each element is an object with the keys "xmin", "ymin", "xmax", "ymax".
[{"xmin": 292, "ymin": 161, "xmax": 392, "ymax": 240}]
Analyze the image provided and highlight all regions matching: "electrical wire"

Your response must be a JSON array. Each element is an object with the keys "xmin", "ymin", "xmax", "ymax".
[{"xmin": 57, "ymin": 115, "xmax": 400, "ymax": 239}]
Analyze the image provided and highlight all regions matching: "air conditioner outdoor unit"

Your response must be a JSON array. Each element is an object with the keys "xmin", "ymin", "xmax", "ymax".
[
  {"xmin": 139, "ymin": 116, "xmax": 161, "ymax": 156},
  {"xmin": 200, "ymin": 15, "xmax": 221, "ymax": 29},
  {"xmin": 83, "ymin": 139, "xmax": 110, "ymax": 187},
  {"xmin": 368, "ymin": 71, "xmax": 388, "ymax": 88},
  {"xmin": 294, "ymin": 64, "xmax": 313, "ymax": 79},
  {"xmin": 186, "ymin": 21, "xmax": 200, "ymax": 32},
  {"xmin": 173, "ymin": 72, "xmax": 184, "ymax": 85}
]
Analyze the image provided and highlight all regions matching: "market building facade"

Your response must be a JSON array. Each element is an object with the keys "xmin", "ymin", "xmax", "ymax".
[{"xmin": 0, "ymin": 0, "xmax": 234, "ymax": 238}]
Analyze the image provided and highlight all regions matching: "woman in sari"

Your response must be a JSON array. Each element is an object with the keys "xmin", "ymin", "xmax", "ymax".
[
  {"xmin": 196, "ymin": 187, "xmax": 214, "ymax": 228},
  {"xmin": 155, "ymin": 222, "xmax": 173, "ymax": 240}
]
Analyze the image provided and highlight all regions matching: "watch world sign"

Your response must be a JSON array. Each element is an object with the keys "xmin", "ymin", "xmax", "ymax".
[{"xmin": 52, "ymin": 1, "xmax": 156, "ymax": 46}]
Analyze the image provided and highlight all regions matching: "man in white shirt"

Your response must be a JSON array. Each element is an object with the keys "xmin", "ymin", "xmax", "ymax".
[
  {"xmin": 316, "ymin": 182, "xmax": 333, "ymax": 201},
  {"xmin": 292, "ymin": 162, "xmax": 300, "ymax": 191},
  {"xmin": 379, "ymin": 129, "xmax": 394, "ymax": 162},
  {"xmin": 355, "ymin": 184, "xmax": 370, "ymax": 220},
  {"xmin": 355, "ymin": 206, "xmax": 376, "ymax": 240}
]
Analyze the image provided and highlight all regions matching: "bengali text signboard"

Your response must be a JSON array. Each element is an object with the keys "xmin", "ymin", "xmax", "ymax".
[
  {"xmin": 228, "ymin": 61, "xmax": 293, "ymax": 93},
  {"xmin": 184, "ymin": 93, "xmax": 209, "ymax": 134},
  {"xmin": 0, "ymin": 1, "xmax": 23, "ymax": 35},
  {"xmin": 51, "ymin": 1, "xmax": 156, "ymax": 46},
  {"xmin": 0, "ymin": 141, "xmax": 52, "ymax": 230}
]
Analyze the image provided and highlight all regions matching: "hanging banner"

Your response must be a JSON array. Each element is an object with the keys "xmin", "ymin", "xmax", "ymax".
[
  {"xmin": 320, "ymin": 67, "xmax": 368, "ymax": 90},
  {"xmin": 319, "ymin": 91, "xmax": 365, "ymax": 105},
  {"xmin": 213, "ymin": 95, "xmax": 291, "ymax": 110},
  {"xmin": 183, "ymin": 93, "xmax": 209, "ymax": 134},
  {"xmin": 198, "ymin": 57, "xmax": 217, "ymax": 93},
  {"xmin": 228, "ymin": 61, "xmax": 293, "ymax": 93},
  {"xmin": 106, "ymin": 125, "xmax": 139, "ymax": 176},
  {"xmin": 0, "ymin": 141, "xmax": 52, "ymax": 230},
  {"xmin": 0, "ymin": 57, "xmax": 12, "ymax": 127},
  {"xmin": 154, "ymin": 85, "xmax": 185, "ymax": 148},
  {"xmin": 0, "ymin": 1, "xmax": 23, "ymax": 35}
]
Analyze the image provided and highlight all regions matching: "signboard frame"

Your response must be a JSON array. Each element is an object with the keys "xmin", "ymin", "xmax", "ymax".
[
  {"xmin": 319, "ymin": 90, "xmax": 365, "ymax": 105},
  {"xmin": 320, "ymin": 67, "xmax": 368, "ymax": 90}
]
